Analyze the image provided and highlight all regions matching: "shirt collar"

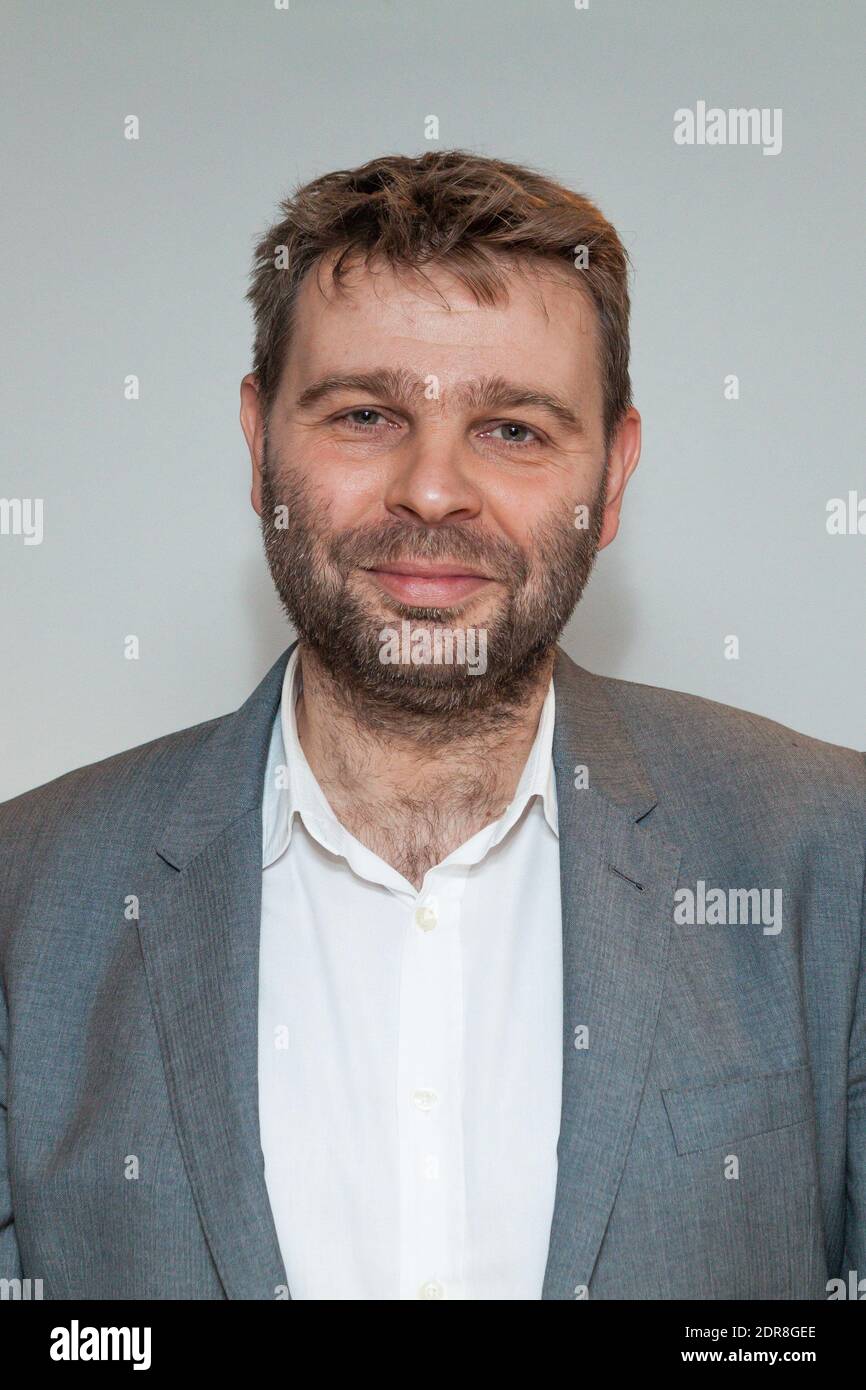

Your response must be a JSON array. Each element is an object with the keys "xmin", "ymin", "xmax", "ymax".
[{"xmin": 262, "ymin": 644, "xmax": 558, "ymax": 871}]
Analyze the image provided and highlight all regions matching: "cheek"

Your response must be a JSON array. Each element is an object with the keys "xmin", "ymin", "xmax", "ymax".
[
  {"xmin": 325, "ymin": 479, "xmax": 391, "ymax": 534},
  {"xmin": 285, "ymin": 437, "xmax": 386, "ymax": 527},
  {"xmin": 482, "ymin": 472, "xmax": 577, "ymax": 547}
]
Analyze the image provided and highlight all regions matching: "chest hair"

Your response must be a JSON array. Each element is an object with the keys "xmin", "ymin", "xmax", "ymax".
[{"xmin": 323, "ymin": 762, "xmax": 509, "ymax": 890}]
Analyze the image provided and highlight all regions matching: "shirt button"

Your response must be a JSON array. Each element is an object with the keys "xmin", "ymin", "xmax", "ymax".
[
  {"xmin": 419, "ymin": 1279, "xmax": 445, "ymax": 1299},
  {"xmin": 412, "ymin": 1088, "xmax": 439, "ymax": 1112},
  {"xmin": 414, "ymin": 901, "xmax": 438, "ymax": 932}
]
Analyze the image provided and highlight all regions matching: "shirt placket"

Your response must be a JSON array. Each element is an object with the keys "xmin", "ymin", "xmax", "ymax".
[{"xmin": 396, "ymin": 870, "xmax": 467, "ymax": 1299}]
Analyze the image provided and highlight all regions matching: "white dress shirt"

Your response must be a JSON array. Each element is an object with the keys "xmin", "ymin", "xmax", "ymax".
[{"xmin": 257, "ymin": 646, "xmax": 563, "ymax": 1300}]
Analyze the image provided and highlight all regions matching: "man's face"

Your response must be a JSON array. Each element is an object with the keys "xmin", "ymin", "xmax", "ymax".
[{"xmin": 242, "ymin": 251, "xmax": 640, "ymax": 716}]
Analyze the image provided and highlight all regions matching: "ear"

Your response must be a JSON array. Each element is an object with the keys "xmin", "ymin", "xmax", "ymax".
[
  {"xmin": 240, "ymin": 373, "xmax": 266, "ymax": 516},
  {"xmin": 597, "ymin": 407, "xmax": 641, "ymax": 551}
]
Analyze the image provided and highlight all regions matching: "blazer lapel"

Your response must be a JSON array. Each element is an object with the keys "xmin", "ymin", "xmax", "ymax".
[
  {"xmin": 138, "ymin": 645, "xmax": 296, "ymax": 1299},
  {"xmin": 542, "ymin": 650, "xmax": 682, "ymax": 1299}
]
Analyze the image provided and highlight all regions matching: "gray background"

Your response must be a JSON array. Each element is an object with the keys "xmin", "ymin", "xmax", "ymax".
[{"xmin": 1, "ymin": 0, "xmax": 863, "ymax": 801}]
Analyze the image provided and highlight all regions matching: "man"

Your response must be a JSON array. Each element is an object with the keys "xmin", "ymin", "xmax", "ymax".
[{"xmin": 1, "ymin": 150, "xmax": 863, "ymax": 1301}]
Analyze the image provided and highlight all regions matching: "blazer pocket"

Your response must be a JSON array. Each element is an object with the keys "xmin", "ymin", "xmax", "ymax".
[{"xmin": 662, "ymin": 1065, "xmax": 813, "ymax": 1156}]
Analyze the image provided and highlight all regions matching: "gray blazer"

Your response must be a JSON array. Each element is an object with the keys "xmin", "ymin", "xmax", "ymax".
[{"xmin": 1, "ymin": 643, "xmax": 864, "ymax": 1299}]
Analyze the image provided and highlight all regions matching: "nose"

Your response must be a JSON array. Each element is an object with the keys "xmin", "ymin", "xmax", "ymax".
[{"xmin": 382, "ymin": 433, "xmax": 483, "ymax": 526}]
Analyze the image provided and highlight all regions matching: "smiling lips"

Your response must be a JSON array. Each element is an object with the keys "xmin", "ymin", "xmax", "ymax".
[{"xmin": 362, "ymin": 561, "xmax": 495, "ymax": 605}]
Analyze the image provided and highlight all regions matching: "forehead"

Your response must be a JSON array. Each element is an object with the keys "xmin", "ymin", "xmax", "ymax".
[{"xmin": 284, "ymin": 249, "xmax": 601, "ymax": 403}]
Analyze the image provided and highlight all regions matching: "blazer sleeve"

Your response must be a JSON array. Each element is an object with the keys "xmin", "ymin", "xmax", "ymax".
[{"xmin": 842, "ymin": 756, "xmax": 866, "ymax": 1278}]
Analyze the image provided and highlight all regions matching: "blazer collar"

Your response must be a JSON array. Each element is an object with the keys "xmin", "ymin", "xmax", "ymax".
[
  {"xmin": 157, "ymin": 642, "xmax": 656, "ymax": 870},
  {"xmin": 156, "ymin": 644, "xmax": 296, "ymax": 872},
  {"xmin": 551, "ymin": 646, "xmax": 658, "ymax": 822}
]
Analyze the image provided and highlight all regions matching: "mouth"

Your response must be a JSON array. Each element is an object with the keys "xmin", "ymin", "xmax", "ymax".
[{"xmin": 360, "ymin": 561, "xmax": 496, "ymax": 606}]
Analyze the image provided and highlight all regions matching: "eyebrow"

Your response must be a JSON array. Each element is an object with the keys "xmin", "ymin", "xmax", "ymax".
[{"xmin": 294, "ymin": 368, "xmax": 584, "ymax": 434}]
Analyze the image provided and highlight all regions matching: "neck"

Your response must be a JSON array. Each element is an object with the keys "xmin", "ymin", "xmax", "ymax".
[{"xmin": 293, "ymin": 641, "xmax": 555, "ymax": 887}]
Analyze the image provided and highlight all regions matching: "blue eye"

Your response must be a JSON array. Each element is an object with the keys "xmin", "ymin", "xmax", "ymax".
[
  {"xmin": 486, "ymin": 422, "xmax": 540, "ymax": 446},
  {"xmin": 341, "ymin": 409, "xmax": 386, "ymax": 428}
]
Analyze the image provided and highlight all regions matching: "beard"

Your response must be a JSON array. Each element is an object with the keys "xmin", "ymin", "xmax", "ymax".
[{"xmin": 259, "ymin": 439, "xmax": 607, "ymax": 726}]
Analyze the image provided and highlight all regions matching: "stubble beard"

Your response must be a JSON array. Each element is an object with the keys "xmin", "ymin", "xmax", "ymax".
[{"xmin": 258, "ymin": 439, "xmax": 607, "ymax": 737}]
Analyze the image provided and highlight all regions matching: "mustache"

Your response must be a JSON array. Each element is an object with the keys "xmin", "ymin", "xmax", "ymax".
[{"xmin": 324, "ymin": 522, "xmax": 530, "ymax": 587}]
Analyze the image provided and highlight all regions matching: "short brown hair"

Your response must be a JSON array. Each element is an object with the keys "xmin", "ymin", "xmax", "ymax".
[{"xmin": 246, "ymin": 149, "xmax": 632, "ymax": 448}]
